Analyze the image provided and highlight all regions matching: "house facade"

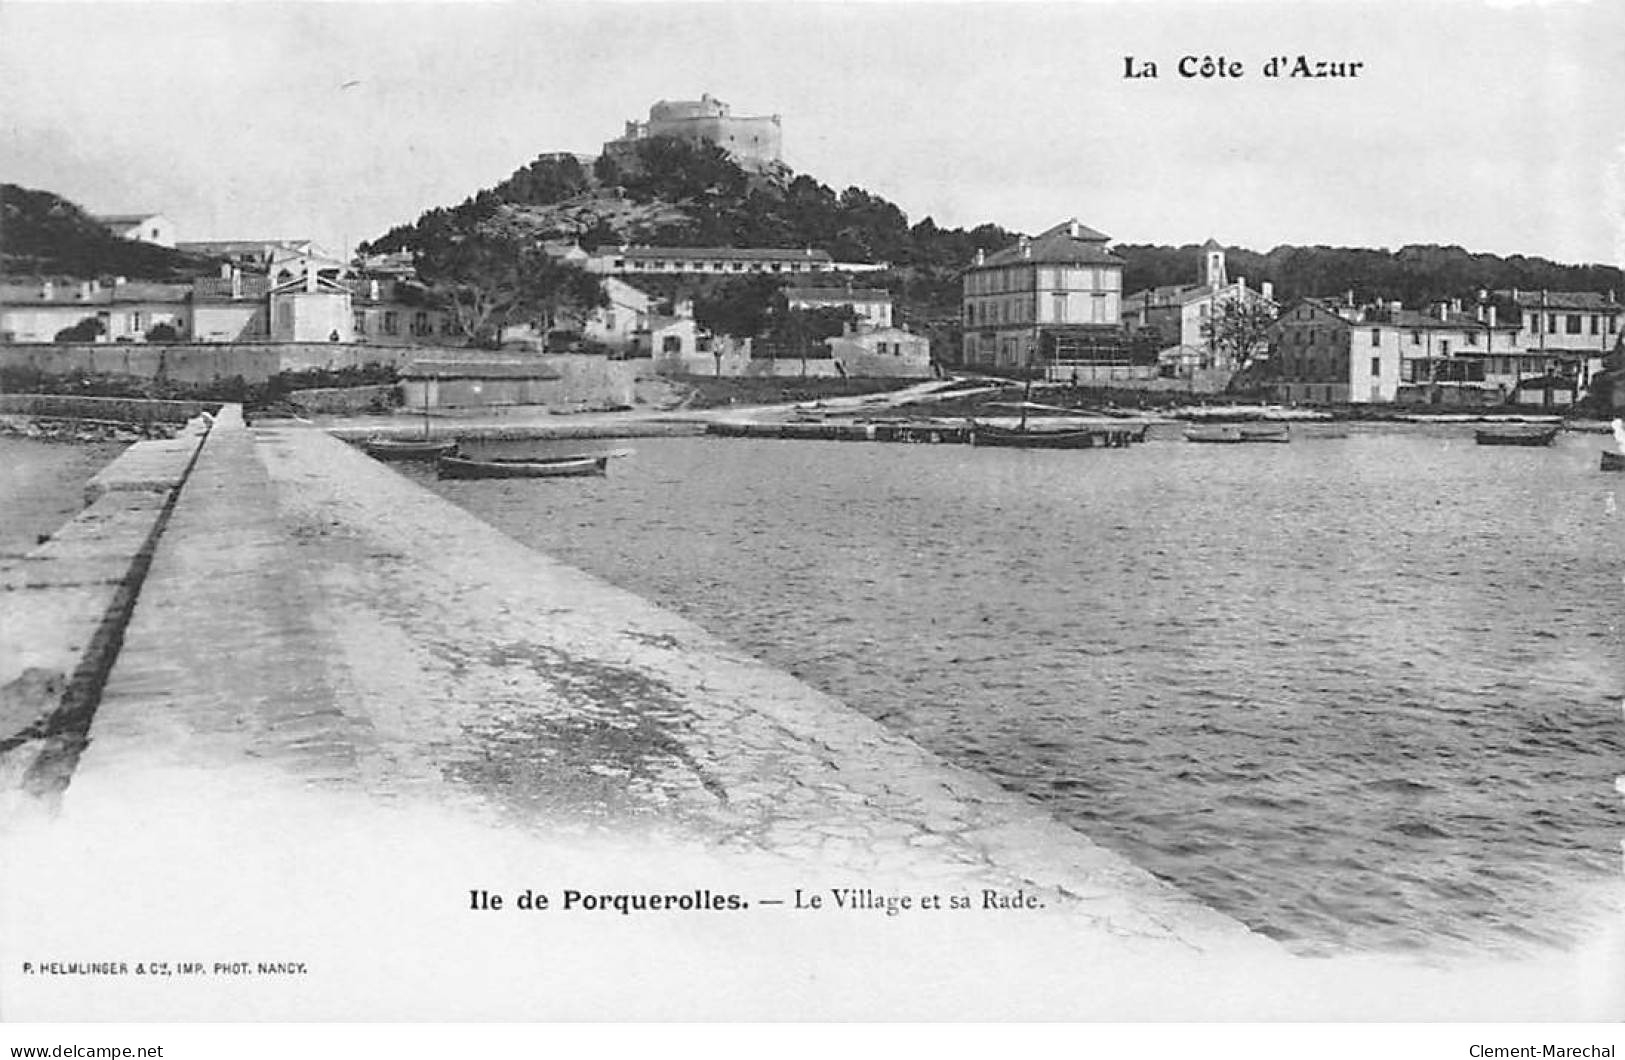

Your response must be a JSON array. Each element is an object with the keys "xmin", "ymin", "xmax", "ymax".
[
  {"xmin": 349, "ymin": 278, "xmax": 459, "ymax": 346},
  {"xmin": 961, "ymin": 219, "xmax": 1125, "ymax": 370},
  {"xmin": 0, "ymin": 279, "xmax": 190, "ymax": 343},
  {"xmin": 94, "ymin": 213, "xmax": 176, "ymax": 249},
  {"xmin": 785, "ymin": 287, "xmax": 893, "ymax": 329},
  {"xmin": 825, "ymin": 326, "xmax": 932, "ymax": 378},
  {"xmin": 1270, "ymin": 299, "xmax": 1528, "ymax": 405},
  {"xmin": 1122, "ymin": 240, "xmax": 1276, "ymax": 371},
  {"xmin": 584, "ymin": 246, "xmax": 840, "ymax": 277}
]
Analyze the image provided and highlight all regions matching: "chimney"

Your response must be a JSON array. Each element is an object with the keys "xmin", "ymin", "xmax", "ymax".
[
  {"xmin": 1389, "ymin": 300, "xmax": 1402, "ymax": 314},
  {"xmin": 1475, "ymin": 304, "xmax": 1485, "ymax": 323},
  {"xmin": 1018, "ymin": 235, "xmax": 1031, "ymax": 259},
  {"xmin": 1488, "ymin": 305, "xmax": 1497, "ymax": 328},
  {"xmin": 1261, "ymin": 281, "xmax": 1274, "ymax": 302},
  {"xmin": 1346, "ymin": 289, "xmax": 1354, "ymax": 307},
  {"xmin": 1067, "ymin": 219, "xmax": 1079, "ymax": 238},
  {"xmin": 305, "ymin": 265, "xmax": 318, "ymax": 293},
  {"xmin": 231, "ymin": 267, "xmax": 242, "ymax": 300},
  {"xmin": 219, "ymin": 262, "xmax": 232, "ymax": 280},
  {"xmin": 40, "ymin": 279, "xmax": 53, "ymax": 301},
  {"xmin": 1435, "ymin": 302, "xmax": 1449, "ymax": 321}
]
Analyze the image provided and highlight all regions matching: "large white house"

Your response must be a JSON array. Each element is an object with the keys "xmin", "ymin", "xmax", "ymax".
[{"xmin": 961, "ymin": 219, "xmax": 1125, "ymax": 369}]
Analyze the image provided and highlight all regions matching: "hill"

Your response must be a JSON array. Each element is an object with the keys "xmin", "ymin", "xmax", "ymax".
[
  {"xmin": 0, "ymin": 184, "xmax": 222, "ymax": 281},
  {"xmin": 360, "ymin": 141, "xmax": 1623, "ymax": 356}
]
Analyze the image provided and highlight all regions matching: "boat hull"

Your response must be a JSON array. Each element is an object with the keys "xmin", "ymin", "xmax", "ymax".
[
  {"xmin": 437, "ymin": 454, "xmax": 608, "ymax": 479},
  {"xmin": 970, "ymin": 423, "xmax": 1140, "ymax": 449},
  {"xmin": 363, "ymin": 439, "xmax": 456, "ymax": 461},
  {"xmin": 1474, "ymin": 426, "xmax": 1559, "ymax": 447},
  {"xmin": 1186, "ymin": 424, "xmax": 1291, "ymax": 444},
  {"xmin": 1602, "ymin": 450, "xmax": 1625, "ymax": 471}
]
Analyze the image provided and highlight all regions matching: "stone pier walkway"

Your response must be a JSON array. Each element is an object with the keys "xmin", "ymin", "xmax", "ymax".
[{"xmin": 71, "ymin": 414, "xmax": 1275, "ymax": 950}]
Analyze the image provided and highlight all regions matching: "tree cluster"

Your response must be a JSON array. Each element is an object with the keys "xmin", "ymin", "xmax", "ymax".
[{"xmin": 1118, "ymin": 241, "xmax": 1622, "ymax": 308}]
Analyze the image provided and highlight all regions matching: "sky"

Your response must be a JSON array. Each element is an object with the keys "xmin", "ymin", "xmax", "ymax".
[{"xmin": 2, "ymin": 1, "xmax": 1623, "ymax": 267}]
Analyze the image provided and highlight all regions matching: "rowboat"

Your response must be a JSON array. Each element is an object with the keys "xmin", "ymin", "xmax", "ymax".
[
  {"xmin": 1601, "ymin": 450, "xmax": 1625, "ymax": 471},
  {"xmin": 437, "ymin": 453, "xmax": 609, "ymax": 479},
  {"xmin": 1474, "ymin": 425, "xmax": 1559, "ymax": 447},
  {"xmin": 972, "ymin": 422, "xmax": 1123, "ymax": 449},
  {"xmin": 1186, "ymin": 423, "xmax": 1290, "ymax": 444},
  {"xmin": 363, "ymin": 437, "xmax": 457, "ymax": 461}
]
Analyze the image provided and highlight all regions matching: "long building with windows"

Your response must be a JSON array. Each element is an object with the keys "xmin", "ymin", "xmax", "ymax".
[
  {"xmin": 1269, "ymin": 298, "xmax": 1572, "ymax": 406},
  {"xmin": 960, "ymin": 219, "xmax": 1125, "ymax": 370}
]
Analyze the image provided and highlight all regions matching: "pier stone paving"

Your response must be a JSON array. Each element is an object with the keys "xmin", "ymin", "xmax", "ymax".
[{"xmin": 68, "ymin": 415, "xmax": 1280, "ymax": 964}]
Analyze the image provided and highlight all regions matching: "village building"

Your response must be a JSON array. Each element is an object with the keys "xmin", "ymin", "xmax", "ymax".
[
  {"xmin": 269, "ymin": 268, "xmax": 354, "ymax": 343},
  {"xmin": 579, "ymin": 277, "xmax": 657, "ymax": 352},
  {"xmin": 824, "ymin": 326, "xmax": 932, "ymax": 378},
  {"xmin": 94, "ymin": 212, "xmax": 176, "ymax": 249},
  {"xmin": 349, "ymin": 278, "xmax": 459, "ymax": 346},
  {"xmin": 603, "ymin": 94, "xmax": 782, "ymax": 172},
  {"xmin": 1121, "ymin": 240, "xmax": 1276, "ymax": 373},
  {"xmin": 584, "ymin": 245, "xmax": 848, "ymax": 276},
  {"xmin": 0, "ymin": 278, "xmax": 190, "ymax": 343},
  {"xmin": 1269, "ymin": 298, "xmax": 1534, "ymax": 405},
  {"xmin": 189, "ymin": 268, "xmax": 272, "ymax": 342},
  {"xmin": 176, "ymin": 238, "xmax": 336, "ymax": 273},
  {"xmin": 961, "ymin": 218, "xmax": 1126, "ymax": 370},
  {"xmin": 785, "ymin": 286, "xmax": 893, "ymax": 330}
]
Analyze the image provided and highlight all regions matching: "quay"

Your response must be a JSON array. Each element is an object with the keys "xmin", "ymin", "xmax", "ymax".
[{"xmin": 4, "ymin": 400, "xmax": 1615, "ymax": 1020}]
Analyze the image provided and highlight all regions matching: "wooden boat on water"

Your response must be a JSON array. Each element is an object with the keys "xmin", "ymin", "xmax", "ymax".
[
  {"xmin": 1185, "ymin": 423, "xmax": 1290, "ymax": 444},
  {"xmin": 437, "ymin": 453, "xmax": 609, "ymax": 479},
  {"xmin": 969, "ymin": 400, "xmax": 1145, "ymax": 449},
  {"xmin": 1474, "ymin": 424, "xmax": 1560, "ymax": 447},
  {"xmin": 1601, "ymin": 449, "xmax": 1625, "ymax": 471},
  {"xmin": 363, "ymin": 437, "xmax": 457, "ymax": 461},
  {"xmin": 971, "ymin": 422, "xmax": 1130, "ymax": 449}
]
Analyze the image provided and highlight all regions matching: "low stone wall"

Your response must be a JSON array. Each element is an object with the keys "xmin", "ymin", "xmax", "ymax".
[
  {"xmin": 0, "ymin": 411, "xmax": 216, "ymax": 804},
  {"xmin": 286, "ymin": 385, "xmax": 399, "ymax": 415},
  {"xmin": 0, "ymin": 342, "xmax": 467, "ymax": 385},
  {"xmin": 0, "ymin": 393, "xmax": 220, "ymax": 424}
]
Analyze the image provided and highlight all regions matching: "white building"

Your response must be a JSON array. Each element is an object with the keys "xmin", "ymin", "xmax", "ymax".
[{"xmin": 961, "ymin": 218, "xmax": 1125, "ymax": 369}]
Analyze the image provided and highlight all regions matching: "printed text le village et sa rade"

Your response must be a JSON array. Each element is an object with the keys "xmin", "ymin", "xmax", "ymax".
[{"xmin": 1125, "ymin": 55, "xmax": 1364, "ymax": 80}]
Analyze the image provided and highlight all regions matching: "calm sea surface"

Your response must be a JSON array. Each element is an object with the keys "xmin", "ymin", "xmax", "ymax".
[
  {"xmin": 408, "ymin": 424, "xmax": 1625, "ymax": 957},
  {"xmin": 0, "ymin": 435, "xmax": 127, "ymax": 557}
]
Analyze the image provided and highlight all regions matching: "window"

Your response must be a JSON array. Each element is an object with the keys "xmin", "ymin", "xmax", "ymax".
[
  {"xmin": 1371, "ymin": 357, "xmax": 1381, "ymax": 376},
  {"xmin": 130, "ymin": 311, "xmax": 145, "ymax": 332},
  {"xmin": 1410, "ymin": 330, "xmax": 1421, "ymax": 345},
  {"xmin": 383, "ymin": 311, "xmax": 398, "ymax": 335},
  {"xmin": 1440, "ymin": 339, "xmax": 1450, "ymax": 356},
  {"xmin": 1548, "ymin": 313, "xmax": 1558, "ymax": 332},
  {"xmin": 1370, "ymin": 328, "xmax": 1380, "ymax": 346},
  {"xmin": 1591, "ymin": 315, "xmax": 1600, "ymax": 335},
  {"xmin": 604, "ymin": 312, "xmax": 617, "ymax": 330},
  {"xmin": 1611, "ymin": 316, "xmax": 1619, "ymax": 334},
  {"xmin": 353, "ymin": 311, "xmax": 367, "ymax": 335},
  {"xmin": 413, "ymin": 311, "xmax": 429, "ymax": 336},
  {"xmin": 1465, "ymin": 330, "xmax": 1478, "ymax": 346},
  {"xmin": 1566, "ymin": 314, "xmax": 1582, "ymax": 334}
]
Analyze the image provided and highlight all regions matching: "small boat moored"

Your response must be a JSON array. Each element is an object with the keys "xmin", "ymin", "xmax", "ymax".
[
  {"xmin": 1185, "ymin": 424, "xmax": 1289, "ymax": 444},
  {"xmin": 363, "ymin": 437, "xmax": 457, "ymax": 461},
  {"xmin": 437, "ymin": 453, "xmax": 610, "ymax": 479},
  {"xmin": 1474, "ymin": 424, "xmax": 1560, "ymax": 447}
]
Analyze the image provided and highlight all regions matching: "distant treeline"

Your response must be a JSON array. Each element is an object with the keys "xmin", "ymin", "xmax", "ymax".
[{"xmin": 1119, "ymin": 243, "xmax": 1623, "ymax": 307}]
